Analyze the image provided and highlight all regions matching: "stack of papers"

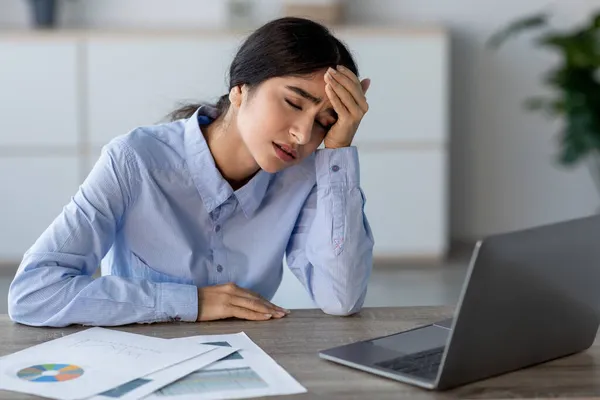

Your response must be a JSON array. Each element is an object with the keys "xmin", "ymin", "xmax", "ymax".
[{"xmin": 0, "ymin": 327, "xmax": 306, "ymax": 400}]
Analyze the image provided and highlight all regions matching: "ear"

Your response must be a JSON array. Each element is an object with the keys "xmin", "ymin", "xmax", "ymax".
[{"xmin": 229, "ymin": 85, "xmax": 249, "ymax": 109}]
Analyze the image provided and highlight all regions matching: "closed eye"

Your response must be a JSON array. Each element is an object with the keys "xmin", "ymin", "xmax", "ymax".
[
  {"xmin": 286, "ymin": 98, "xmax": 333, "ymax": 132},
  {"xmin": 285, "ymin": 99, "xmax": 302, "ymax": 110}
]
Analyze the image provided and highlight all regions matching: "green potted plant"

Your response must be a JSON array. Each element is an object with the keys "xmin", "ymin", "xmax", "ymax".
[{"xmin": 489, "ymin": 11, "xmax": 600, "ymax": 194}]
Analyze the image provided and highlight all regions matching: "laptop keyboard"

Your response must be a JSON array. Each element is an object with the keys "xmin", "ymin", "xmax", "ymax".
[{"xmin": 375, "ymin": 346, "xmax": 445, "ymax": 381}]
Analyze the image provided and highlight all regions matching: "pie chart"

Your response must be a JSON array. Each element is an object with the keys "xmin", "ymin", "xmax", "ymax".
[{"xmin": 17, "ymin": 364, "xmax": 84, "ymax": 382}]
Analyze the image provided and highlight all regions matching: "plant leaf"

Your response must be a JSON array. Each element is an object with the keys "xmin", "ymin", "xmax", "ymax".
[
  {"xmin": 538, "ymin": 30, "xmax": 600, "ymax": 68},
  {"xmin": 524, "ymin": 96, "xmax": 564, "ymax": 116},
  {"xmin": 488, "ymin": 13, "xmax": 549, "ymax": 48}
]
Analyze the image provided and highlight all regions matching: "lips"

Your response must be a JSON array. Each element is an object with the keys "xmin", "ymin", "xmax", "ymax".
[
  {"xmin": 273, "ymin": 142, "xmax": 298, "ymax": 163},
  {"xmin": 275, "ymin": 143, "xmax": 298, "ymax": 159}
]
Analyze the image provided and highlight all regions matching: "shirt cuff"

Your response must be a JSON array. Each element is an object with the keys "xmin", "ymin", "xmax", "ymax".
[
  {"xmin": 157, "ymin": 283, "xmax": 198, "ymax": 322},
  {"xmin": 314, "ymin": 146, "xmax": 360, "ymax": 187}
]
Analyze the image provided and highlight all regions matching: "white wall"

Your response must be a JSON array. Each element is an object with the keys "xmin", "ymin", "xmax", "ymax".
[
  {"xmin": 0, "ymin": 0, "xmax": 282, "ymax": 29},
  {"xmin": 2, "ymin": 0, "xmax": 599, "ymax": 241},
  {"xmin": 345, "ymin": 0, "xmax": 600, "ymax": 240}
]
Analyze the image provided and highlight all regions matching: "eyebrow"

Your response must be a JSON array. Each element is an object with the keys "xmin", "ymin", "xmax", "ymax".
[
  {"xmin": 285, "ymin": 85, "xmax": 322, "ymax": 104},
  {"xmin": 285, "ymin": 85, "xmax": 337, "ymax": 120}
]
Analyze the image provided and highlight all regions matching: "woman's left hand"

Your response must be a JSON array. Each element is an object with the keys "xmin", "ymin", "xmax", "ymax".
[{"xmin": 323, "ymin": 65, "xmax": 371, "ymax": 149}]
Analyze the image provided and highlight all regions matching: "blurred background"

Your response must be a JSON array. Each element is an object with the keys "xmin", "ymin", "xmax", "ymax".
[{"xmin": 1, "ymin": 0, "xmax": 599, "ymax": 313}]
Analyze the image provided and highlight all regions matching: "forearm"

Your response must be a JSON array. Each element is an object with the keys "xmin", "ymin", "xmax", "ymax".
[
  {"xmin": 9, "ymin": 253, "xmax": 198, "ymax": 327},
  {"xmin": 288, "ymin": 147, "xmax": 374, "ymax": 315}
]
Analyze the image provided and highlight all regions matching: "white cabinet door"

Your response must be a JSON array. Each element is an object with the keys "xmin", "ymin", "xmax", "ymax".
[
  {"xmin": 0, "ymin": 156, "xmax": 80, "ymax": 260},
  {"xmin": 0, "ymin": 40, "xmax": 79, "ymax": 147},
  {"xmin": 86, "ymin": 36, "xmax": 245, "ymax": 146},
  {"xmin": 336, "ymin": 32, "xmax": 448, "ymax": 144},
  {"xmin": 359, "ymin": 148, "xmax": 447, "ymax": 258}
]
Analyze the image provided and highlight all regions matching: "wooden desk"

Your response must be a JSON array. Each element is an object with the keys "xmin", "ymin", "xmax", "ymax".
[{"xmin": 1, "ymin": 307, "xmax": 599, "ymax": 399}]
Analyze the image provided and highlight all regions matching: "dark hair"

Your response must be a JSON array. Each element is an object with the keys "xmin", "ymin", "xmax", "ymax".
[{"xmin": 169, "ymin": 17, "xmax": 359, "ymax": 121}]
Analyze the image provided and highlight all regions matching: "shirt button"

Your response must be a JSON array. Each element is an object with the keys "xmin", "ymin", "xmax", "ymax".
[
  {"xmin": 331, "ymin": 165, "xmax": 340, "ymax": 172},
  {"xmin": 216, "ymin": 264, "xmax": 223, "ymax": 273},
  {"xmin": 215, "ymin": 225, "xmax": 221, "ymax": 232}
]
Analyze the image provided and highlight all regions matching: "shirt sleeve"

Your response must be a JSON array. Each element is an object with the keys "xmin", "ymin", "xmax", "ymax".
[
  {"xmin": 7, "ymin": 139, "xmax": 198, "ymax": 327},
  {"xmin": 285, "ymin": 146, "xmax": 374, "ymax": 316}
]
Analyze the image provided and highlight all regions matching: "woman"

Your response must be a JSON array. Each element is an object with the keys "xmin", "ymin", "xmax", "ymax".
[{"xmin": 8, "ymin": 17, "xmax": 374, "ymax": 327}]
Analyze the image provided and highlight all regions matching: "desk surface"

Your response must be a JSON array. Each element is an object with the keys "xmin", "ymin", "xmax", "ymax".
[{"xmin": 0, "ymin": 307, "xmax": 599, "ymax": 400}]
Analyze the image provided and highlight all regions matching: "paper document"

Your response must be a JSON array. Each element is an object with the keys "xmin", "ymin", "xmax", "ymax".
[
  {"xmin": 88, "ymin": 346, "xmax": 236, "ymax": 400},
  {"xmin": 0, "ymin": 327, "xmax": 216, "ymax": 400},
  {"xmin": 144, "ymin": 332, "xmax": 306, "ymax": 400}
]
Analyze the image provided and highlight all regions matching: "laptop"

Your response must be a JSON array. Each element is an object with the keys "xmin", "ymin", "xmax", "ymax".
[{"xmin": 319, "ymin": 214, "xmax": 600, "ymax": 390}]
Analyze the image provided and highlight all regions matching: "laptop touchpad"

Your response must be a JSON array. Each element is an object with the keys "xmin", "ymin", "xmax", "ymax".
[{"xmin": 369, "ymin": 325, "xmax": 449, "ymax": 354}]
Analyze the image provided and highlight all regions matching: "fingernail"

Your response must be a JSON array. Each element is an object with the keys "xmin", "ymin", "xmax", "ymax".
[
  {"xmin": 276, "ymin": 311, "xmax": 285, "ymax": 317},
  {"xmin": 284, "ymin": 309, "xmax": 291, "ymax": 314},
  {"xmin": 264, "ymin": 314, "xmax": 272, "ymax": 318},
  {"xmin": 337, "ymin": 65, "xmax": 345, "ymax": 71},
  {"xmin": 328, "ymin": 67, "xmax": 337, "ymax": 74}
]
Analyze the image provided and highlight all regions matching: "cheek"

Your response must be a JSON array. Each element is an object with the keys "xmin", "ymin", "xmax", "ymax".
[
  {"xmin": 237, "ymin": 107, "xmax": 266, "ymax": 146},
  {"xmin": 240, "ymin": 97, "xmax": 288, "ymax": 139}
]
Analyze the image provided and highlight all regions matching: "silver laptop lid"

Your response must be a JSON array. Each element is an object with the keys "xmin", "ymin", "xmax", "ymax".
[{"xmin": 437, "ymin": 214, "xmax": 600, "ymax": 390}]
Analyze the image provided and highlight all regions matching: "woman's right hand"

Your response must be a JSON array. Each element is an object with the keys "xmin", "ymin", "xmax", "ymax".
[{"xmin": 197, "ymin": 283, "xmax": 290, "ymax": 322}]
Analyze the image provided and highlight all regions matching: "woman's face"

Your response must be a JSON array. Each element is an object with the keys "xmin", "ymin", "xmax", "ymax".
[{"xmin": 233, "ymin": 70, "xmax": 338, "ymax": 173}]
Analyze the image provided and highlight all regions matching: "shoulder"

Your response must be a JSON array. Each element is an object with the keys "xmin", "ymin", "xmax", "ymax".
[{"xmin": 102, "ymin": 119, "xmax": 188, "ymax": 173}]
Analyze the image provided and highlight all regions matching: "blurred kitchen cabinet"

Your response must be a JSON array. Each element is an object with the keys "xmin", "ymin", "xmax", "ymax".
[
  {"xmin": 86, "ymin": 35, "xmax": 245, "ymax": 146},
  {"xmin": 0, "ymin": 156, "xmax": 80, "ymax": 260},
  {"xmin": 336, "ymin": 30, "xmax": 448, "ymax": 144},
  {"xmin": 358, "ymin": 149, "xmax": 447, "ymax": 259},
  {"xmin": 0, "ymin": 37, "xmax": 81, "ymax": 262},
  {"xmin": 0, "ymin": 40, "xmax": 79, "ymax": 147}
]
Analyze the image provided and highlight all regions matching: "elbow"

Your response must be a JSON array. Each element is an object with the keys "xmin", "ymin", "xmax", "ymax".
[
  {"xmin": 321, "ymin": 305, "xmax": 359, "ymax": 317},
  {"xmin": 321, "ymin": 301, "xmax": 362, "ymax": 317},
  {"xmin": 8, "ymin": 255, "xmax": 90, "ymax": 327},
  {"xmin": 8, "ymin": 292, "xmax": 64, "ymax": 327},
  {"xmin": 8, "ymin": 275, "xmax": 63, "ymax": 327},
  {"xmin": 8, "ymin": 293, "xmax": 35, "ymax": 326},
  {"xmin": 320, "ymin": 293, "xmax": 366, "ymax": 317},
  {"xmin": 8, "ymin": 284, "xmax": 43, "ymax": 327},
  {"xmin": 315, "ymin": 268, "xmax": 370, "ymax": 317}
]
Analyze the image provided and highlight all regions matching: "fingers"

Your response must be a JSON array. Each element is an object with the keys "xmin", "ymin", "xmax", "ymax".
[
  {"xmin": 361, "ymin": 78, "xmax": 371, "ymax": 95},
  {"xmin": 230, "ymin": 296, "xmax": 287, "ymax": 319},
  {"xmin": 235, "ymin": 288, "xmax": 288, "ymax": 315},
  {"xmin": 337, "ymin": 65, "xmax": 370, "ymax": 96},
  {"xmin": 228, "ymin": 305, "xmax": 274, "ymax": 321},
  {"xmin": 220, "ymin": 283, "xmax": 290, "ymax": 316},
  {"xmin": 325, "ymin": 82, "xmax": 348, "ymax": 117},
  {"xmin": 325, "ymin": 72, "xmax": 357, "ymax": 117},
  {"xmin": 325, "ymin": 66, "xmax": 369, "ymax": 114}
]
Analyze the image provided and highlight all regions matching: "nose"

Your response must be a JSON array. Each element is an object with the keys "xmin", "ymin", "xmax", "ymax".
[{"xmin": 290, "ymin": 117, "xmax": 313, "ymax": 145}]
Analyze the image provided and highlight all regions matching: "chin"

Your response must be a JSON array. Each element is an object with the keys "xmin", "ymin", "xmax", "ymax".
[
  {"xmin": 255, "ymin": 154, "xmax": 294, "ymax": 174},
  {"xmin": 252, "ymin": 145, "xmax": 302, "ymax": 173},
  {"xmin": 258, "ymin": 161, "xmax": 287, "ymax": 174}
]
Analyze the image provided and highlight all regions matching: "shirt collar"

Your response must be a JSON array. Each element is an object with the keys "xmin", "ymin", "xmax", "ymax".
[{"xmin": 184, "ymin": 105, "xmax": 272, "ymax": 218}]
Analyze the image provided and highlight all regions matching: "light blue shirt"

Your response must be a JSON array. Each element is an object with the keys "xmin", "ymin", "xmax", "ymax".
[{"xmin": 8, "ymin": 106, "xmax": 374, "ymax": 327}]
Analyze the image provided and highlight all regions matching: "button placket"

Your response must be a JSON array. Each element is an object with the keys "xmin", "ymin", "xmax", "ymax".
[{"xmin": 210, "ymin": 206, "xmax": 224, "ymax": 282}]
